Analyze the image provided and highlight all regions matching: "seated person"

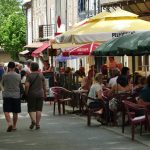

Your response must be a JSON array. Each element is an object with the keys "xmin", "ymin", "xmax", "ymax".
[
  {"xmin": 108, "ymin": 75, "xmax": 132, "ymax": 97},
  {"xmin": 101, "ymin": 64, "xmax": 108, "ymax": 76},
  {"xmin": 133, "ymin": 76, "xmax": 146, "ymax": 98},
  {"xmin": 108, "ymin": 68, "xmax": 120, "ymax": 88},
  {"xmin": 80, "ymin": 75, "xmax": 92, "ymax": 91},
  {"xmin": 75, "ymin": 67, "xmax": 86, "ymax": 83},
  {"xmin": 88, "ymin": 65, "xmax": 97, "ymax": 81},
  {"xmin": 138, "ymin": 75, "xmax": 150, "ymax": 105},
  {"xmin": 42, "ymin": 61, "xmax": 53, "ymax": 73},
  {"xmin": 87, "ymin": 73, "xmax": 104, "ymax": 110}
]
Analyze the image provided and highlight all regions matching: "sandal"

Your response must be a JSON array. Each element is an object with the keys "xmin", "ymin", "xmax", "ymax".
[
  {"xmin": 12, "ymin": 128, "xmax": 17, "ymax": 131},
  {"xmin": 7, "ymin": 125, "xmax": 13, "ymax": 132},
  {"xmin": 36, "ymin": 124, "xmax": 40, "ymax": 130},
  {"xmin": 29, "ymin": 121, "xmax": 36, "ymax": 129}
]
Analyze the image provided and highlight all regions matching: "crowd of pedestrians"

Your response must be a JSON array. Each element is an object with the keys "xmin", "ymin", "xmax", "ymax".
[{"xmin": 0, "ymin": 61, "xmax": 46, "ymax": 132}]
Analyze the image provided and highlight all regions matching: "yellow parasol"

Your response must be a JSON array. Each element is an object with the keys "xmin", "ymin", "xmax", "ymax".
[
  {"xmin": 56, "ymin": 9, "xmax": 150, "ymax": 44},
  {"xmin": 55, "ymin": 11, "xmax": 111, "ymax": 44}
]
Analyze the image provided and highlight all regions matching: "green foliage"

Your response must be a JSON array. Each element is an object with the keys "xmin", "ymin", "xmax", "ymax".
[{"xmin": 0, "ymin": 0, "xmax": 26, "ymax": 60}]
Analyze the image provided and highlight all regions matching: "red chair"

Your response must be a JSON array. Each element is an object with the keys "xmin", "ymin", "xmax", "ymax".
[
  {"xmin": 122, "ymin": 100, "xmax": 146, "ymax": 140},
  {"xmin": 81, "ymin": 94, "xmax": 108, "ymax": 126},
  {"xmin": 50, "ymin": 86, "xmax": 72, "ymax": 115}
]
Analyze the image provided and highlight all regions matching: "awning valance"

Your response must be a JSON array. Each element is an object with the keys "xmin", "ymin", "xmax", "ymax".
[
  {"xmin": 52, "ymin": 43, "xmax": 81, "ymax": 49},
  {"xmin": 24, "ymin": 42, "xmax": 43, "ymax": 48},
  {"xmin": 62, "ymin": 42, "xmax": 100, "ymax": 56},
  {"xmin": 31, "ymin": 42, "xmax": 49, "ymax": 57},
  {"xmin": 19, "ymin": 50, "xmax": 29, "ymax": 55}
]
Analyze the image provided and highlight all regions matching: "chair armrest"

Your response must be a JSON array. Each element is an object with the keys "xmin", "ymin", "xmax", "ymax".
[{"xmin": 59, "ymin": 98, "xmax": 72, "ymax": 102}]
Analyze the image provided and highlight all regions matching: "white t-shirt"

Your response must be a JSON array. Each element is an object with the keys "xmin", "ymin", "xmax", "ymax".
[
  {"xmin": 108, "ymin": 76, "xmax": 118, "ymax": 88},
  {"xmin": 87, "ymin": 82, "xmax": 103, "ymax": 105},
  {"xmin": 21, "ymin": 76, "xmax": 26, "ymax": 84},
  {"xmin": 23, "ymin": 65, "xmax": 30, "ymax": 74}
]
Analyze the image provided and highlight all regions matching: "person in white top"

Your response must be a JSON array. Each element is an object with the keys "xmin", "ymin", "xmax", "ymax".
[
  {"xmin": 108, "ymin": 68, "xmax": 120, "ymax": 88},
  {"xmin": 87, "ymin": 73, "xmax": 104, "ymax": 108}
]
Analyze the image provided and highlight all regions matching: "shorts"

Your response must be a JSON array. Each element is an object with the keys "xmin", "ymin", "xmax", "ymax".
[
  {"xmin": 27, "ymin": 96, "xmax": 44, "ymax": 112},
  {"xmin": 88, "ymin": 100, "xmax": 104, "ymax": 109},
  {"xmin": 3, "ymin": 97, "xmax": 21, "ymax": 113}
]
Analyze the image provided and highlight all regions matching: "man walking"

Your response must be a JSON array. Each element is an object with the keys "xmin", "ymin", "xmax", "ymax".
[{"xmin": 2, "ymin": 62, "xmax": 21, "ymax": 132}]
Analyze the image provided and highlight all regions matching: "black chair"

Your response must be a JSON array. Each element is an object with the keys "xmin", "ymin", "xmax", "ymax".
[{"xmin": 81, "ymin": 94, "xmax": 108, "ymax": 126}]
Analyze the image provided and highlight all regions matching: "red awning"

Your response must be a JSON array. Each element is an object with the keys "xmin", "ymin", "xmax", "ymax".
[
  {"xmin": 32, "ymin": 42, "xmax": 49, "ymax": 57},
  {"xmin": 62, "ymin": 42, "xmax": 100, "ymax": 56}
]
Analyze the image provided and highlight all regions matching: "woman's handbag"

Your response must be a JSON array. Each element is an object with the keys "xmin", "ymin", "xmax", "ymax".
[
  {"xmin": 25, "ymin": 74, "xmax": 39, "ymax": 97},
  {"xmin": 109, "ymin": 98, "xmax": 118, "ymax": 111}
]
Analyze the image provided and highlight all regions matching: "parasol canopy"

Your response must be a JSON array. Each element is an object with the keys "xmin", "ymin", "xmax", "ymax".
[
  {"xmin": 55, "ymin": 55, "xmax": 78, "ymax": 62},
  {"xmin": 62, "ymin": 42, "xmax": 100, "ymax": 56},
  {"xmin": 92, "ymin": 31, "xmax": 150, "ymax": 56},
  {"xmin": 56, "ymin": 9, "xmax": 150, "ymax": 44}
]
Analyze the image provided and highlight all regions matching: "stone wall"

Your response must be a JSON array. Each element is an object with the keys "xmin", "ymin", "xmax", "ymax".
[{"xmin": 0, "ymin": 51, "xmax": 12, "ymax": 63}]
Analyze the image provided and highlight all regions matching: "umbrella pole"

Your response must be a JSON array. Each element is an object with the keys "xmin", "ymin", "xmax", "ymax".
[
  {"xmin": 143, "ymin": 65, "xmax": 149, "ymax": 78},
  {"xmin": 122, "ymin": 56, "xmax": 124, "ymax": 67},
  {"xmin": 132, "ymin": 56, "xmax": 135, "ymax": 85}
]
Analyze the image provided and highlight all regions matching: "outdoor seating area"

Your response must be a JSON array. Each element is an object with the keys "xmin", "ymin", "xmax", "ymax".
[
  {"xmin": 2, "ymin": 1, "xmax": 150, "ymax": 149},
  {"xmin": 49, "ymin": 82, "xmax": 150, "ymax": 141},
  {"xmin": 46, "ymin": 72, "xmax": 150, "ymax": 142},
  {"xmin": 33, "ymin": 10, "xmax": 150, "ymax": 142},
  {"xmin": 47, "ymin": 10, "xmax": 150, "ymax": 143}
]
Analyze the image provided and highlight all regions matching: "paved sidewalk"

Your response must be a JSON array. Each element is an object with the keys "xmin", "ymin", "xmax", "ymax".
[
  {"xmin": 0, "ymin": 100, "xmax": 149, "ymax": 150},
  {"xmin": 103, "ymin": 123, "xmax": 150, "ymax": 147},
  {"xmin": 66, "ymin": 105, "xmax": 150, "ymax": 147}
]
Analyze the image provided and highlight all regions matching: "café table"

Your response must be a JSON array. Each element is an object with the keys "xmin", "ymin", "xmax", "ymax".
[{"xmin": 72, "ymin": 89, "xmax": 88, "ymax": 114}]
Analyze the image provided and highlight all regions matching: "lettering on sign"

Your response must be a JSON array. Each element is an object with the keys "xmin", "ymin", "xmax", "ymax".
[{"xmin": 112, "ymin": 31, "xmax": 135, "ymax": 38}]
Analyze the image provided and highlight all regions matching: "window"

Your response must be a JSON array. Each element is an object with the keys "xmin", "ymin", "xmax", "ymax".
[{"xmin": 79, "ymin": 0, "xmax": 86, "ymax": 12}]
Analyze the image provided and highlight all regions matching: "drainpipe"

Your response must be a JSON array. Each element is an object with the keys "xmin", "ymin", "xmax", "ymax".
[
  {"xmin": 31, "ymin": 0, "xmax": 33, "ymax": 42},
  {"xmin": 65, "ymin": 0, "xmax": 68, "ymax": 31},
  {"xmin": 87, "ymin": 0, "xmax": 89, "ymax": 18},
  {"xmin": 98, "ymin": 0, "xmax": 101, "ymax": 13},
  {"xmin": 22, "ymin": 4, "xmax": 28, "ymax": 44},
  {"xmin": 94, "ymin": 0, "xmax": 96, "ymax": 15},
  {"xmin": 46, "ymin": 0, "xmax": 48, "ymax": 39}
]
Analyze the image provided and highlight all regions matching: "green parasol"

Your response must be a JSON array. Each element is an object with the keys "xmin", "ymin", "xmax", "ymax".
[
  {"xmin": 118, "ymin": 31, "xmax": 150, "ymax": 55},
  {"xmin": 138, "ymin": 32, "xmax": 150, "ymax": 52},
  {"xmin": 92, "ymin": 31, "xmax": 150, "ymax": 56}
]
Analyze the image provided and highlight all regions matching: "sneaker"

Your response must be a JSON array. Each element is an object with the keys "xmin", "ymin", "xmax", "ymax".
[{"xmin": 96, "ymin": 118, "xmax": 107, "ymax": 125}]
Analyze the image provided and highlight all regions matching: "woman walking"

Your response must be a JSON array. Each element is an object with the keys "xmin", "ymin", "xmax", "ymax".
[
  {"xmin": 25, "ymin": 62, "xmax": 46, "ymax": 130},
  {"xmin": 2, "ymin": 62, "xmax": 21, "ymax": 132}
]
